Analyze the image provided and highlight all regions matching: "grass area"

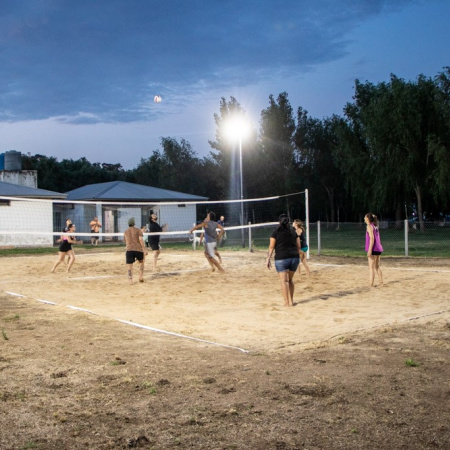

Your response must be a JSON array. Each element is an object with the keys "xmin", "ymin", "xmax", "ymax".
[
  {"xmin": 1, "ymin": 224, "xmax": 449, "ymax": 258},
  {"xmin": 250, "ymin": 223, "xmax": 450, "ymax": 258},
  {"xmin": 306, "ymin": 225, "xmax": 450, "ymax": 258}
]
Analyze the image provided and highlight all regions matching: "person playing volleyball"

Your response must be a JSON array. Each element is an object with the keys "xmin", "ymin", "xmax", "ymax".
[
  {"xmin": 364, "ymin": 213, "xmax": 384, "ymax": 287},
  {"xmin": 267, "ymin": 214, "xmax": 301, "ymax": 307},
  {"xmin": 124, "ymin": 217, "xmax": 148, "ymax": 284},
  {"xmin": 51, "ymin": 223, "xmax": 81, "ymax": 273},
  {"xmin": 199, "ymin": 228, "xmax": 223, "ymax": 269},
  {"xmin": 293, "ymin": 219, "xmax": 311, "ymax": 276},
  {"xmin": 148, "ymin": 213, "xmax": 167, "ymax": 271},
  {"xmin": 57, "ymin": 218, "xmax": 74, "ymax": 265},
  {"xmin": 190, "ymin": 212, "xmax": 225, "ymax": 273}
]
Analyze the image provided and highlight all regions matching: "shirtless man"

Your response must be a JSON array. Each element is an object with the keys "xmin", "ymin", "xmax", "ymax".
[
  {"xmin": 124, "ymin": 217, "xmax": 148, "ymax": 284},
  {"xmin": 89, "ymin": 216, "xmax": 102, "ymax": 245}
]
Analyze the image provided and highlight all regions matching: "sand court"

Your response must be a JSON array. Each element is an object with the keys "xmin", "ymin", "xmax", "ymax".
[{"xmin": 1, "ymin": 250, "xmax": 449, "ymax": 353}]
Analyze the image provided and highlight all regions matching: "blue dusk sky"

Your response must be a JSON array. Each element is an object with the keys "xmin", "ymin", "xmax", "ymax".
[{"xmin": 1, "ymin": 0, "xmax": 449, "ymax": 169}]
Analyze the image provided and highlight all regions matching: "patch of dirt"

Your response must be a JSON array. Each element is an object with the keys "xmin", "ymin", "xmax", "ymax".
[{"xmin": 1, "ymin": 295, "xmax": 449, "ymax": 449}]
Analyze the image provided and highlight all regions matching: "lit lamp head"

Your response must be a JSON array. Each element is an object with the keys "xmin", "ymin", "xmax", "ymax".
[{"xmin": 223, "ymin": 116, "xmax": 251, "ymax": 142}]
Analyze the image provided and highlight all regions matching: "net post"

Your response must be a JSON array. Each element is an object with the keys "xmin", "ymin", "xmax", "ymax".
[
  {"xmin": 192, "ymin": 222, "xmax": 196, "ymax": 250},
  {"xmin": 317, "ymin": 220, "xmax": 321, "ymax": 256},
  {"xmin": 305, "ymin": 188, "xmax": 310, "ymax": 259},
  {"xmin": 96, "ymin": 202, "xmax": 102, "ymax": 245},
  {"xmin": 248, "ymin": 222, "xmax": 252, "ymax": 252},
  {"xmin": 404, "ymin": 219, "xmax": 409, "ymax": 257}
]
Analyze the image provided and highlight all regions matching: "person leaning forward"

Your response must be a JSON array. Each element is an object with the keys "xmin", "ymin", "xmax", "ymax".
[{"xmin": 124, "ymin": 217, "xmax": 148, "ymax": 284}]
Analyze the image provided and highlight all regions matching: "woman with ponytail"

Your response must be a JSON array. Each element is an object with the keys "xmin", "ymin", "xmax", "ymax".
[
  {"xmin": 266, "ymin": 214, "xmax": 301, "ymax": 307},
  {"xmin": 364, "ymin": 213, "xmax": 384, "ymax": 287}
]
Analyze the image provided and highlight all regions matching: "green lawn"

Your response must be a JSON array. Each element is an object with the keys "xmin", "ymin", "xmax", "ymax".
[
  {"xmin": 250, "ymin": 223, "xmax": 450, "ymax": 258},
  {"xmin": 1, "ymin": 224, "xmax": 449, "ymax": 258}
]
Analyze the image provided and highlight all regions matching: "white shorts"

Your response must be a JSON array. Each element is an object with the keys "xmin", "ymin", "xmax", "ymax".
[{"xmin": 205, "ymin": 242, "xmax": 217, "ymax": 258}]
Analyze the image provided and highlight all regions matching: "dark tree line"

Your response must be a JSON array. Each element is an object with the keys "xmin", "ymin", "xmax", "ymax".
[{"xmin": 22, "ymin": 68, "xmax": 450, "ymax": 223}]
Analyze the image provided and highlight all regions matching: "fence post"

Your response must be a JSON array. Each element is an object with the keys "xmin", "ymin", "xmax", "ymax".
[
  {"xmin": 404, "ymin": 219, "xmax": 409, "ymax": 257},
  {"xmin": 248, "ymin": 222, "xmax": 252, "ymax": 252},
  {"xmin": 317, "ymin": 220, "xmax": 321, "ymax": 256},
  {"xmin": 192, "ymin": 222, "xmax": 196, "ymax": 250},
  {"xmin": 305, "ymin": 188, "xmax": 310, "ymax": 259}
]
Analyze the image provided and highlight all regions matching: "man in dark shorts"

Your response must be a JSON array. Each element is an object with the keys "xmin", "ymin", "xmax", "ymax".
[
  {"xmin": 124, "ymin": 217, "xmax": 148, "ymax": 284},
  {"xmin": 216, "ymin": 215, "xmax": 226, "ymax": 247}
]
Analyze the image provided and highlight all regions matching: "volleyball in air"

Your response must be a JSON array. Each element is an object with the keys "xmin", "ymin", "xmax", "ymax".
[{"xmin": 154, "ymin": 95, "xmax": 162, "ymax": 103}]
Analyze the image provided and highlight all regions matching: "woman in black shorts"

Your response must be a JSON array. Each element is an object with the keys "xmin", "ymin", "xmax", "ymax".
[
  {"xmin": 266, "ymin": 214, "xmax": 301, "ymax": 307},
  {"xmin": 51, "ymin": 223, "xmax": 80, "ymax": 273}
]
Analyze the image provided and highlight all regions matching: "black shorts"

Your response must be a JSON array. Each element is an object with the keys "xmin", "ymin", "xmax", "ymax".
[
  {"xmin": 149, "ymin": 241, "xmax": 160, "ymax": 251},
  {"xmin": 126, "ymin": 251, "xmax": 144, "ymax": 264},
  {"xmin": 371, "ymin": 251, "xmax": 382, "ymax": 256}
]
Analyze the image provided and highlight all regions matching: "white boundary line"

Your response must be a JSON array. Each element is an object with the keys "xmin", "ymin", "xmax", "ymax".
[
  {"xmin": 36, "ymin": 299, "xmax": 58, "ymax": 305},
  {"xmin": 116, "ymin": 320, "xmax": 249, "ymax": 353},
  {"xmin": 5, "ymin": 291, "xmax": 26, "ymax": 297},
  {"xmin": 4, "ymin": 290, "xmax": 250, "ymax": 354},
  {"xmin": 66, "ymin": 305, "xmax": 99, "ymax": 315}
]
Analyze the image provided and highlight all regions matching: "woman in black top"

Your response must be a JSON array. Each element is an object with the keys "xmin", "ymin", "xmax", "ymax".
[
  {"xmin": 266, "ymin": 214, "xmax": 300, "ymax": 307},
  {"xmin": 148, "ymin": 213, "xmax": 166, "ymax": 271},
  {"xmin": 293, "ymin": 219, "xmax": 311, "ymax": 276},
  {"xmin": 51, "ymin": 223, "xmax": 80, "ymax": 273}
]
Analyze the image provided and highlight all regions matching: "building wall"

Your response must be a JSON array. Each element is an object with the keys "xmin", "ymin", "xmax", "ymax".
[
  {"xmin": 0, "ymin": 170, "xmax": 38, "ymax": 188},
  {"xmin": 0, "ymin": 201, "xmax": 199, "ymax": 247},
  {"xmin": 158, "ymin": 204, "xmax": 197, "ymax": 238},
  {"xmin": 57, "ymin": 203, "xmax": 197, "ymax": 242},
  {"xmin": 0, "ymin": 200, "xmax": 54, "ymax": 247}
]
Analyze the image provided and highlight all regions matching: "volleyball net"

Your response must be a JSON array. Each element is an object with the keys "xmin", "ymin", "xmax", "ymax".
[{"xmin": 0, "ymin": 190, "xmax": 309, "ymax": 249}]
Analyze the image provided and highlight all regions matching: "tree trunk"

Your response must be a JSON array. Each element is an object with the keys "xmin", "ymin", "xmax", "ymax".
[
  {"xmin": 395, "ymin": 202, "xmax": 402, "ymax": 229},
  {"xmin": 414, "ymin": 184, "xmax": 425, "ymax": 233},
  {"xmin": 324, "ymin": 185, "xmax": 335, "ymax": 223}
]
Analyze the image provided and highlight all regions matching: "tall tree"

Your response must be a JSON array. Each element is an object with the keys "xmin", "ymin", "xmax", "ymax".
[
  {"xmin": 131, "ymin": 150, "xmax": 165, "ymax": 187},
  {"xmin": 428, "ymin": 67, "xmax": 450, "ymax": 209},
  {"xmin": 132, "ymin": 138, "xmax": 204, "ymax": 195},
  {"xmin": 294, "ymin": 109, "xmax": 343, "ymax": 222},
  {"xmin": 159, "ymin": 137, "xmax": 203, "ymax": 194},
  {"xmin": 21, "ymin": 154, "xmax": 125, "ymax": 192},
  {"xmin": 259, "ymin": 92, "xmax": 297, "ymax": 196},
  {"xmin": 334, "ymin": 73, "xmax": 450, "ymax": 226}
]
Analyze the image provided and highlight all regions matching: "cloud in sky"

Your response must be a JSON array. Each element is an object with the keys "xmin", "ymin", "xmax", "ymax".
[
  {"xmin": 1, "ymin": 0, "xmax": 414, "ymax": 124},
  {"xmin": 0, "ymin": 0, "xmax": 448, "ymax": 168}
]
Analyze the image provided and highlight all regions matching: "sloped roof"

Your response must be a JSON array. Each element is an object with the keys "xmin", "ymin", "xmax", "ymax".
[
  {"xmin": 66, "ymin": 181, "xmax": 208, "ymax": 201},
  {"xmin": 0, "ymin": 181, "xmax": 66, "ymax": 199}
]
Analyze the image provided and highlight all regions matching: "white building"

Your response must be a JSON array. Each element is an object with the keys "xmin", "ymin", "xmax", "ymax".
[
  {"xmin": 0, "ymin": 150, "xmax": 208, "ymax": 247},
  {"xmin": 0, "ymin": 184, "xmax": 67, "ymax": 248},
  {"xmin": 63, "ymin": 181, "xmax": 208, "ymax": 243}
]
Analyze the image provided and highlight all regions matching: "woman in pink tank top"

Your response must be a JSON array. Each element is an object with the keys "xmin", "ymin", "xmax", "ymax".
[{"xmin": 364, "ymin": 213, "xmax": 384, "ymax": 287}]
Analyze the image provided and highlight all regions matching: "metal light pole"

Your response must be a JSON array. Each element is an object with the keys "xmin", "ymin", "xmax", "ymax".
[
  {"xmin": 224, "ymin": 115, "xmax": 249, "ymax": 249},
  {"xmin": 239, "ymin": 135, "xmax": 244, "ymax": 248}
]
